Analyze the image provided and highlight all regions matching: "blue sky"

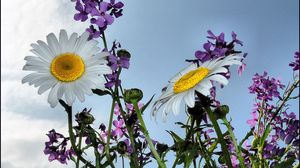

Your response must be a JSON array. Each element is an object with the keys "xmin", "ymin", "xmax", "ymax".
[{"xmin": 1, "ymin": 0, "xmax": 299, "ymax": 167}]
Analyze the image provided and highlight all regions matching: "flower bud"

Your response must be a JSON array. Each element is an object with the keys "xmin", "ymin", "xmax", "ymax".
[
  {"xmin": 156, "ymin": 143, "xmax": 168, "ymax": 155},
  {"xmin": 117, "ymin": 49, "xmax": 131, "ymax": 58},
  {"xmin": 124, "ymin": 88, "xmax": 143, "ymax": 103},
  {"xmin": 75, "ymin": 109, "xmax": 95, "ymax": 125},
  {"xmin": 213, "ymin": 105, "xmax": 229, "ymax": 119},
  {"xmin": 117, "ymin": 141, "xmax": 127, "ymax": 154}
]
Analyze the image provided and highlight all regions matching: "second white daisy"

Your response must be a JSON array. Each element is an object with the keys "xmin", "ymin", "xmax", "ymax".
[
  {"xmin": 151, "ymin": 54, "xmax": 243, "ymax": 120},
  {"xmin": 22, "ymin": 29, "xmax": 112, "ymax": 107}
]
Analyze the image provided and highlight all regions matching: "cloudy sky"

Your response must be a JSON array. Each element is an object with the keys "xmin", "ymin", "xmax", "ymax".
[{"xmin": 1, "ymin": 0, "xmax": 299, "ymax": 168}]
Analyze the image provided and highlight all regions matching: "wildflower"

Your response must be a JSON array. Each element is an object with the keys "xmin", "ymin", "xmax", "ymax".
[
  {"xmin": 22, "ymin": 30, "xmax": 111, "ymax": 107},
  {"xmin": 44, "ymin": 130, "xmax": 73, "ymax": 164},
  {"xmin": 152, "ymin": 54, "xmax": 243, "ymax": 120}
]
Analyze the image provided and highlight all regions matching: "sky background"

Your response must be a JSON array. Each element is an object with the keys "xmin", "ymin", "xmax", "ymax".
[{"xmin": 1, "ymin": 0, "xmax": 299, "ymax": 167}]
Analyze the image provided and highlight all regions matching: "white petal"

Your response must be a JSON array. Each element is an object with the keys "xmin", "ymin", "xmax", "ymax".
[
  {"xmin": 207, "ymin": 74, "xmax": 229, "ymax": 85},
  {"xmin": 195, "ymin": 84, "xmax": 210, "ymax": 96},
  {"xmin": 74, "ymin": 31, "xmax": 89, "ymax": 55},
  {"xmin": 59, "ymin": 29, "xmax": 68, "ymax": 53},
  {"xmin": 183, "ymin": 90, "xmax": 195, "ymax": 108},
  {"xmin": 48, "ymin": 83, "xmax": 60, "ymax": 108},
  {"xmin": 22, "ymin": 73, "xmax": 48, "ymax": 84},
  {"xmin": 210, "ymin": 67, "xmax": 228, "ymax": 75},
  {"xmin": 85, "ymin": 65, "xmax": 112, "ymax": 74},
  {"xmin": 73, "ymin": 82, "xmax": 85, "ymax": 102},
  {"xmin": 47, "ymin": 33, "xmax": 61, "ymax": 56},
  {"xmin": 64, "ymin": 85, "xmax": 75, "ymax": 105},
  {"xmin": 66, "ymin": 33, "xmax": 78, "ymax": 52},
  {"xmin": 78, "ymin": 40, "xmax": 98, "ymax": 57},
  {"xmin": 172, "ymin": 95, "xmax": 182, "ymax": 115},
  {"xmin": 38, "ymin": 79, "xmax": 57, "ymax": 94},
  {"xmin": 22, "ymin": 65, "xmax": 49, "ymax": 72},
  {"xmin": 31, "ymin": 42, "xmax": 53, "ymax": 61}
]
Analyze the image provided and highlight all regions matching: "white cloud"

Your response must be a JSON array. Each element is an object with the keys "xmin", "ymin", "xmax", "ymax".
[{"xmin": 1, "ymin": 0, "xmax": 91, "ymax": 167}]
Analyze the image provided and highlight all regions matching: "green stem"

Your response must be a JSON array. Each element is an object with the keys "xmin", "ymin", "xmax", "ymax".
[
  {"xmin": 115, "ymin": 98, "xmax": 140, "ymax": 168},
  {"xmin": 172, "ymin": 157, "xmax": 179, "ymax": 168},
  {"xmin": 222, "ymin": 118, "xmax": 246, "ymax": 168},
  {"xmin": 59, "ymin": 100, "xmax": 95, "ymax": 168},
  {"xmin": 102, "ymin": 32, "xmax": 108, "ymax": 50},
  {"xmin": 76, "ymin": 124, "xmax": 85, "ymax": 168},
  {"xmin": 204, "ymin": 107, "xmax": 233, "ymax": 168},
  {"xmin": 132, "ymin": 101, "xmax": 166, "ymax": 168},
  {"xmin": 105, "ymin": 99, "xmax": 116, "ymax": 168}
]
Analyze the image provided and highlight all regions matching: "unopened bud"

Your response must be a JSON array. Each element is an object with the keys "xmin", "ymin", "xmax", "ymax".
[
  {"xmin": 75, "ymin": 109, "xmax": 95, "ymax": 125},
  {"xmin": 117, "ymin": 49, "xmax": 131, "ymax": 58},
  {"xmin": 214, "ymin": 105, "xmax": 229, "ymax": 119},
  {"xmin": 124, "ymin": 88, "xmax": 143, "ymax": 103},
  {"xmin": 117, "ymin": 141, "xmax": 127, "ymax": 154}
]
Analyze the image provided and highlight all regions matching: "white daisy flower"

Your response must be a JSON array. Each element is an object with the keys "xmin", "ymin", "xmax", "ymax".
[
  {"xmin": 22, "ymin": 29, "xmax": 112, "ymax": 107},
  {"xmin": 151, "ymin": 54, "xmax": 243, "ymax": 121}
]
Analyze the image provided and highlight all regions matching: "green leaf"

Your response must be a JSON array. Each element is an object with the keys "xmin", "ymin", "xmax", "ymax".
[
  {"xmin": 273, "ymin": 157, "xmax": 296, "ymax": 168},
  {"xmin": 140, "ymin": 95, "xmax": 155, "ymax": 114},
  {"xmin": 166, "ymin": 130, "xmax": 184, "ymax": 143},
  {"xmin": 260, "ymin": 124, "xmax": 271, "ymax": 147},
  {"xmin": 92, "ymin": 89, "xmax": 111, "ymax": 96}
]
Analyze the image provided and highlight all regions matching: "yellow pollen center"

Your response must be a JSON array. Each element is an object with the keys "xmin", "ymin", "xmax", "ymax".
[
  {"xmin": 173, "ymin": 67, "xmax": 209, "ymax": 93},
  {"xmin": 50, "ymin": 53, "xmax": 85, "ymax": 82}
]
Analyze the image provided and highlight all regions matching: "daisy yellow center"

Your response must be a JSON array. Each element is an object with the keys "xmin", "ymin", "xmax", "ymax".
[
  {"xmin": 173, "ymin": 67, "xmax": 209, "ymax": 93},
  {"xmin": 50, "ymin": 53, "xmax": 85, "ymax": 82}
]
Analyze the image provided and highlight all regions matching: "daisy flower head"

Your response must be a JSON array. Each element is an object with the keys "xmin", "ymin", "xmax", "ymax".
[
  {"xmin": 22, "ymin": 29, "xmax": 112, "ymax": 107},
  {"xmin": 151, "ymin": 54, "xmax": 243, "ymax": 121}
]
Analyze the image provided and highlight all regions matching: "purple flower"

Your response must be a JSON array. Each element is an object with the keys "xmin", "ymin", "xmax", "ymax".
[
  {"xmin": 44, "ymin": 129, "xmax": 73, "ymax": 164},
  {"xmin": 90, "ymin": 2, "xmax": 114, "ymax": 28},
  {"xmin": 109, "ymin": 0, "xmax": 124, "ymax": 18},
  {"xmin": 248, "ymin": 72, "xmax": 285, "ymax": 101},
  {"xmin": 207, "ymin": 30, "xmax": 225, "ymax": 43},
  {"xmin": 289, "ymin": 51, "xmax": 299, "ymax": 71},
  {"xmin": 86, "ymin": 25, "xmax": 101, "ymax": 40},
  {"xmin": 72, "ymin": 0, "xmax": 124, "ymax": 39},
  {"xmin": 112, "ymin": 119, "xmax": 125, "ymax": 138},
  {"xmin": 247, "ymin": 111, "xmax": 258, "ymax": 127},
  {"xmin": 74, "ymin": 1, "xmax": 88, "ymax": 21},
  {"xmin": 105, "ymin": 73, "xmax": 121, "ymax": 88}
]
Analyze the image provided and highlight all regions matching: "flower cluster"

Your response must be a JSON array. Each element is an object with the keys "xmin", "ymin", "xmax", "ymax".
[
  {"xmin": 44, "ymin": 129, "xmax": 74, "ymax": 164},
  {"xmin": 248, "ymin": 72, "xmax": 285, "ymax": 101},
  {"xmin": 245, "ymin": 65, "xmax": 300, "ymax": 166},
  {"xmin": 193, "ymin": 30, "xmax": 244, "ymax": 63},
  {"xmin": 73, "ymin": 0, "xmax": 124, "ymax": 39},
  {"xmin": 105, "ymin": 42, "xmax": 131, "ymax": 88},
  {"xmin": 289, "ymin": 51, "xmax": 299, "ymax": 71}
]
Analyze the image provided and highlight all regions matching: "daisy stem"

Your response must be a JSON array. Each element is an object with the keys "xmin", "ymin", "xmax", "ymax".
[
  {"xmin": 222, "ymin": 118, "xmax": 246, "ymax": 168},
  {"xmin": 59, "ymin": 100, "xmax": 96, "ymax": 168},
  {"xmin": 132, "ymin": 101, "xmax": 166, "ymax": 168},
  {"xmin": 105, "ymin": 99, "xmax": 116, "ymax": 168},
  {"xmin": 204, "ymin": 106, "xmax": 233, "ymax": 168}
]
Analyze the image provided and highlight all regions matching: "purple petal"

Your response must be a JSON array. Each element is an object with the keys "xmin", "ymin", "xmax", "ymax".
[
  {"xmin": 104, "ymin": 14, "xmax": 114, "ymax": 25},
  {"xmin": 75, "ymin": 1, "xmax": 83, "ymax": 11},
  {"xmin": 203, "ymin": 42, "xmax": 211, "ymax": 52},
  {"xmin": 100, "ymin": 2, "xmax": 109, "ymax": 12},
  {"xmin": 95, "ymin": 17, "xmax": 106, "ymax": 27},
  {"xmin": 114, "ymin": 2, "xmax": 124, "ymax": 8}
]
